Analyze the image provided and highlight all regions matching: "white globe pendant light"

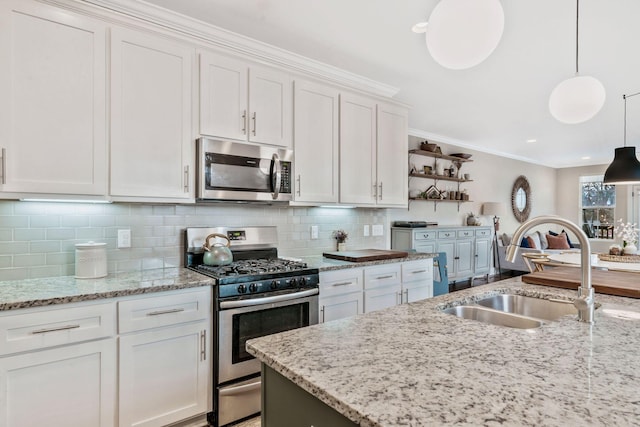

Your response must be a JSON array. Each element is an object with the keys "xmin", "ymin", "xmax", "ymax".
[
  {"xmin": 421, "ymin": 0, "xmax": 504, "ymax": 70},
  {"xmin": 549, "ymin": 0, "xmax": 605, "ymax": 124}
]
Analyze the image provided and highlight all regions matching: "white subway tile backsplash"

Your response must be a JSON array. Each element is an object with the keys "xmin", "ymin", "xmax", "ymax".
[{"xmin": 0, "ymin": 201, "xmax": 389, "ymax": 279}]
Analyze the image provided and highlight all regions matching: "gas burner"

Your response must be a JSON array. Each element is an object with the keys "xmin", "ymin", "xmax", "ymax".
[{"xmin": 196, "ymin": 258, "xmax": 309, "ymax": 278}]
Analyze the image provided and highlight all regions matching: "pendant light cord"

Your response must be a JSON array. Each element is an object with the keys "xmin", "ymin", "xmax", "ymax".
[
  {"xmin": 576, "ymin": 0, "xmax": 579, "ymax": 75},
  {"xmin": 624, "ymin": 92, "xmax": 640, "ymax": 148}
]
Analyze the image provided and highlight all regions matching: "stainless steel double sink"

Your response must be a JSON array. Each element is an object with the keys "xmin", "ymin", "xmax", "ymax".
[{"xmin": 442, "ymin": 294, "xmax": 578, "ymax": 329}]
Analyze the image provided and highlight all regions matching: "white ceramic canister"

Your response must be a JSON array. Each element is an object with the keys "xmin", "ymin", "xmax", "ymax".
[{"xmin": 75, "ymin": 242, "xmax": 107, "ymax": 279}]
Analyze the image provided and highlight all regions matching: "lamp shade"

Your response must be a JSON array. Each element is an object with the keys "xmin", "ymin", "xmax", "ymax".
[
  {"xmin": 482, "ymin": 202, "xmax": 507, "ymax": 216},
  {"xmin": 603, "ymin": 146, "xmax": 640, "ymax": 184},
  {"xmin": 548, "ymin": 75, "xmax": 606, "ymax": 124},
  {"xmin": 425, "ymin": 0, "xmax": 504, "ymax": 70}
]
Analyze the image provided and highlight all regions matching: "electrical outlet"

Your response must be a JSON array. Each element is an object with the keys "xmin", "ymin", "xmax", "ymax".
[
  {"xmin": 310, "ymin": 225, "xmax": 319, "ymax": 240},
  {"xmin": 372, "ymin": 224, "xmax": 384, "ymax": 236},
  {"xmin": 363, "ymin": 225, "xmax": 370, "ymax": 237},
  {"xmin": 117, "ymin": 229, "xmax": 131, "ymax": 248}
]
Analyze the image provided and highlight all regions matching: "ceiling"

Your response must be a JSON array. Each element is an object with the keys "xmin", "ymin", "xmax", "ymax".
[{"xmin": 142, "ymin": 0, "xmax": 640, "ymax": 168}]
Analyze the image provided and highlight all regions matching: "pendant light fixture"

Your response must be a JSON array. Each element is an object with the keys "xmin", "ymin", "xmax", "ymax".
[
  {"xmin": 603, "ymin": 92, "xmax": 640, "ymax": 185},
  {"xmin": 412, "ymin": 0, "xmax": 504, "ymax": 70},
  {"xmin": 549, "ymin": 0, "xmax": 605, "ymax": 124}
]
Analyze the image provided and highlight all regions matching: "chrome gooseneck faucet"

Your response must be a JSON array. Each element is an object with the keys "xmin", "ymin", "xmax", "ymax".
[{"xmin": 506, "ymin": 215, "xmax": 595, "ymax": 323}]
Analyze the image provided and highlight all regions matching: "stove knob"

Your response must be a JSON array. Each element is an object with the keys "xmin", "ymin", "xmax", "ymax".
[
  {"xmin": 298, "ymin": 276, "xmax": 307, "ymax": 286},
  {"xmin": 249, "ymin": 283, "xmax": 258, "ymax": 293},
  {"xmin": 237, "ymin": 284, "xmax": 247, "ymax": 294},
  {"xmin": 270, "ymin": 280, "xmax": 278, "ymax": 290},
  {"xmin": 289, "ymin": 278, "xmax": 297, "ymax": 287}
]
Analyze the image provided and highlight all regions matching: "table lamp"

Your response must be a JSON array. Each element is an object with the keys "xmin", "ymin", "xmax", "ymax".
[{"xmin": 482, "ymin": 202, "xmax": 507, "ymax": 231}]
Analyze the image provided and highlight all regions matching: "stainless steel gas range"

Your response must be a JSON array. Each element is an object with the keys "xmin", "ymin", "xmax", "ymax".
[{"xmin": 185, "ymin": 226, "xmax": 319, "ymax": 427}]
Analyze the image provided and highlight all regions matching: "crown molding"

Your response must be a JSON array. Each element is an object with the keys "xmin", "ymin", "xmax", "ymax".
[{"xmin": 74, "ymin": 0, "xmax": 399, "ymax": 98}]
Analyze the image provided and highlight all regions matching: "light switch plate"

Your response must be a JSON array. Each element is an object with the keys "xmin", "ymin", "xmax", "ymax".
[
  {"xmin": 363, "ymin": 225, "xmax": 370, "ymax": 237},
  {"xmin": 372, "ymin": 224, "xmax": 384, "ymax": 236},
  {"xmin": 310, "ymin": 225, "xmax": 319, "ymax": 239},
  {"xmin": 117, "ymin": 229, "xmax": 131, "ymax": 248}
]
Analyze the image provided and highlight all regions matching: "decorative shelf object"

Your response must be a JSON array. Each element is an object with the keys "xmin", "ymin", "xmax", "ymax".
[{"xmin": 409, "ymin": 172, "xmax": 473, "ymax": 183}]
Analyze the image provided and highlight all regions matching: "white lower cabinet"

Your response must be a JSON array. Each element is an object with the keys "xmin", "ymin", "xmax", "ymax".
[
  {"xmin": 0, "ymin": 287, "xmax": 212, "ymax": 427},
  {"xmin": 118, "ymin": 288, "xmax": 211, "ymax": 427},
  {"xmin": 319, "ymin": 268, "xmax": 364, "ymax": 323},
  {"xmin": 0, "ymin": 302, "xmax": 116, "ymax": 427},
  {"xmin": 319, "ymin": 260, "xmax": 433, "ymax": 322}
]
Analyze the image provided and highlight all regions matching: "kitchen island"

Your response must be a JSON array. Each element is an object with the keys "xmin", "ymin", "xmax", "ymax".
[{"xmin": 246, "ymin": 277, "xmax": 640, "ymax": 426}]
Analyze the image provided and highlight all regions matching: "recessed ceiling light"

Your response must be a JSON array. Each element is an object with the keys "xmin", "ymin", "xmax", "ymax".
[
  {"xmin": 412, "ymin": 22, "xmax": 428, "ymax": 34},
  {"xmin": 526, "ymin": 139, "xmax": 537, "ymax": 143}
]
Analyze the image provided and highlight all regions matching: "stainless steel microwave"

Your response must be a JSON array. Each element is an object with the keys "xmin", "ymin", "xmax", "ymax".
[{"xmin": 196, "ymin": 138, "xmax": 293, "ymax": 203}]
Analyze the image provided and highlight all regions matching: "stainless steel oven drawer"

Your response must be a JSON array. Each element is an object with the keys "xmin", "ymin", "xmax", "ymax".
[{"xmin": 218, "ymin": 376, "xmax": 261, "ymax": 426}]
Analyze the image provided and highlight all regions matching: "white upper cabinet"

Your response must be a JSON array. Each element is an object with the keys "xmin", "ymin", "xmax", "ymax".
[
  {"xmin": 339, "ymin": 93, "xmax": 377, "ymax": 205},
  {"xmin": 199, "ymin": 50, "xmax": 292, "ymax": 147},
  {"xmin": 340, "ymin": 93, "xmax": 408, "ymax": 207},
  {"xmin": 110, "ymin": 27, "xmax": 194, "ymax": 201},
  {"xmin": 293, "ymin": 79, "xmax": 339, "ymax": 204},
  {"xmin": 0, "ymin": 0, "xmax": 107, "ymax": 197},
  {"xmin": 376, "ymin": 102, "xmax": 408, "ymax": 207}
]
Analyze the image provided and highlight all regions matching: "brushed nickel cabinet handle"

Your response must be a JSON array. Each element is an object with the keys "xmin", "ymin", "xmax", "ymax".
[
  {"xmin": 411, "ymin": 270, "xmax": 427, "ymax": 274},
  {"xmin": 147, "ymin": 308, "xmax": 185, "ymax": 316},
  {"xmin": 320, "ymin": 306, "xmax": 325, "ymax": 323},
  {"xmin": 0, "ymin": 148, "xmax": 5, "ymax": 185},
  {"xmin": 242, "ymin": 110, "xmax": 247, "ymax": 134},
  {"xmin": 31, "ymin": 324, "xmax": 81, "ymax": 334},
  {"xmin": 376, "ymin": 275, "xmax": 394, "ymax": 280},
  {"xmin": 251, "ymin": 112, "xmax": 256, "ymax": 135},
  {"xmin": 332, "ymin": 281, "xmax": 353, "ymax": 287},
  {"xmin": 372, "ymin": 182, "xmax": 377, "ymax": 198},
  {"xmin": 378, "ymin": 182, "xmax": 383, "ymax": 200},
  {"xmin": 200, "ymin": 330, "xmax": 206, "ymax": 361},
  {"xmin": 184, "ymin": 165, "xmax": 189, "ymax": 193},
  {"xmin": 296, "ymin": 174, "xmax": 301, "ymax": 196}
]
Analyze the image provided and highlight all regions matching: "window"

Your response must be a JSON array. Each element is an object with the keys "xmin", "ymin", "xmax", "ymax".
[{"xmin": 580, "ymin": 175, "xmax": 615, "ymax": 239}]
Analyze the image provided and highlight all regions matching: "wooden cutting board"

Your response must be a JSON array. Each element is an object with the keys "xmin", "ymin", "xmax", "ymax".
[
  {"xmin": 522, "ymin": 266, "xmax": 640, "ymax": 298},
  {"xmin": 322, "ymin": 249, "xmax": 409, "ymax": 262}
]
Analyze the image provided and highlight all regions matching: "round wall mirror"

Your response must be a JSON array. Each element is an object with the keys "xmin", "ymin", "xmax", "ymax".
[{"xmin": 511, "ymin": 175, "xmax": 531, "ymax": 222}]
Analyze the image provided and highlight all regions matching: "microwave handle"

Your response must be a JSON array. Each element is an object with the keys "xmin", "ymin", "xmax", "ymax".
[{"xmin": 271, "ymin": 153, "xmax": 281, "ymax": 200}]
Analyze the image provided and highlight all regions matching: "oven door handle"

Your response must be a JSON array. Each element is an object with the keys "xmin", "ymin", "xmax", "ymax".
[
  {"xmin": 219, "ymin": 288, "xmax": 319, "ymax": 309},
  {"xmin": 218, "ymin": 378, "xmax": 261, "ymax": 396}
]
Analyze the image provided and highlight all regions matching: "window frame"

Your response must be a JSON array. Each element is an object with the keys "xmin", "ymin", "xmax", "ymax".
[{"xmin": 579, "ymin": 175, "xmax": 616, "ymax": 240}]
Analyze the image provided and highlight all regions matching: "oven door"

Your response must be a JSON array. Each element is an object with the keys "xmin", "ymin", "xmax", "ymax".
[{"xmin": 218, "ymin": 288, "xmax": 319, "ymax": 384}]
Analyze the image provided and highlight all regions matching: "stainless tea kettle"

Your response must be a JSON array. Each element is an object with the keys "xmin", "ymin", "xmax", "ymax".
[{"xmin": 202, "ymin": 233, "xmax": 233, "ymax": 266}]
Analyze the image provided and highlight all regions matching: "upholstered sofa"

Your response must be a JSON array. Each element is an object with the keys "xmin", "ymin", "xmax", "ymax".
[{"xmin": 496, "ymin": 230, "xmax": 581, "ymax": 273}]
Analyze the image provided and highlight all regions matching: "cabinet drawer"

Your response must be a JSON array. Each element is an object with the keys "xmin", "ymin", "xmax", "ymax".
[
  {"xmin": 475, "ymin": 228, "xmax": 491, "ymax": 238},
  {"xmin": 414, "ymin": 230, "xmax": 436, "ymax": 240},
  {"xmin": 457, "ymin": 229, "xmax": 475, "ymax": 238},
  {"xmin": 118, "ymin": 288, "xmax": 211, "ymax": 333},
  {"xmin": 437, "ymin": 230, "xmax": 456, "ymax": 239},
  {"xmin": 401, "ymin": 260, "xmax": 433, "ymax": 283},
  {"xmin": 0, "ymin": 301, "xmax": 115, "ymax": 356},
  {"xmin": 319, "ymin": 268, "xmax": 363, "ymax": 298},
  {"xmin": 364, "ymin": 264, "xmax": 401, "ymax": 290}
]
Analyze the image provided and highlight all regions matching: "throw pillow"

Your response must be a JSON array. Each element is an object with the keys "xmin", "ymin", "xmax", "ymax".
[
  {"xmin": 529, "ymin": 233, "xmax": 541, "ymax": 250},
  {"xmin": 536, "ymin": 231, "xmax": 549, "ymax": 250},
  {"xmin": 520, "ymin": 237, "xmax": 531, "ymax": 248},
  {"xmin": 526, "ymin": 236, "xmax": 537, "ymax": 249},
  {"xmin": 547, "ymin": 233, "xmax": 570, "ymax": 249},
  {"xmin": 549, "ymin": 229, "xmax": 575, "ymax": 248}
]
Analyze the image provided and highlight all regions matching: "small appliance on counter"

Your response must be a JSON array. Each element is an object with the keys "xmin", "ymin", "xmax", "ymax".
[
  {"xmin": 392, "ymin": 221, "xmax": 438, "ymax": 228},
  {"xmin": 75, "ymin": 242, "xmax": 107, "ymax": 279}
]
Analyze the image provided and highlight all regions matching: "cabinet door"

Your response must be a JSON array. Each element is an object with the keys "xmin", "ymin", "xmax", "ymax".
[
  {"xmin": 475, "ymin": 238, "xmax": 491, "ymax": 274},
  {"xmin": 110, "ymin": 27, "xmax": 193, "ymax": 200},
  {"xmin": 119, "ymin": 322, "xmax": 210, "ymax": 427},
  {"xmin": 249, "ymin": 65, "xmax": 292, "ymax": 147},
  {"xmin": 319, "ymin": 292, "xmax": 363, "ymax": 323},
  {"xmin": 0, "ymin": 339, "xmax": 115, "ymax": 427},
  {"xmin": 0, "ymin": 0, "xmax": 106, "ymax": 196},
  {"xmin": 293, "ymin": 79, "xmax": 339, "ymax": 203},
  {"xmin": 339, "ymin": 93, "xmax": 376, "ymax": 205},
  {"xmin": 376, "ymin": 102, "xmax": 408, "ymax": 207},
  {"xmin": 456, "ymin": 239, "xmax": 474, "ymax": 279},
  {"xmin": 364, "ymin": 284, "xmax": 401, "ymax": 313},
  {"xmin": 403, "ymin": 281, "xmax": 433, "ymax": 303},
  {"xmin": 436, "ymin": 240, "xmax": 456, "ymax": 278},
  {"xmin": 199, "ymin": 51, "xmax": 248, "ymax": 140}
]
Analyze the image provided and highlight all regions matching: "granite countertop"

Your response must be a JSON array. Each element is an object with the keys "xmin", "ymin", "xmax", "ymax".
[
  {"xmin": 247, "ymin": 278, "xmax": 640, "ymax": 426},
  {"xmin": 300, "ymin": 252, "xmax": 437, "ymax": 272},
  {"xmin": 0, "ymin": 268, "xmax": 213, "ymax": 311}
]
